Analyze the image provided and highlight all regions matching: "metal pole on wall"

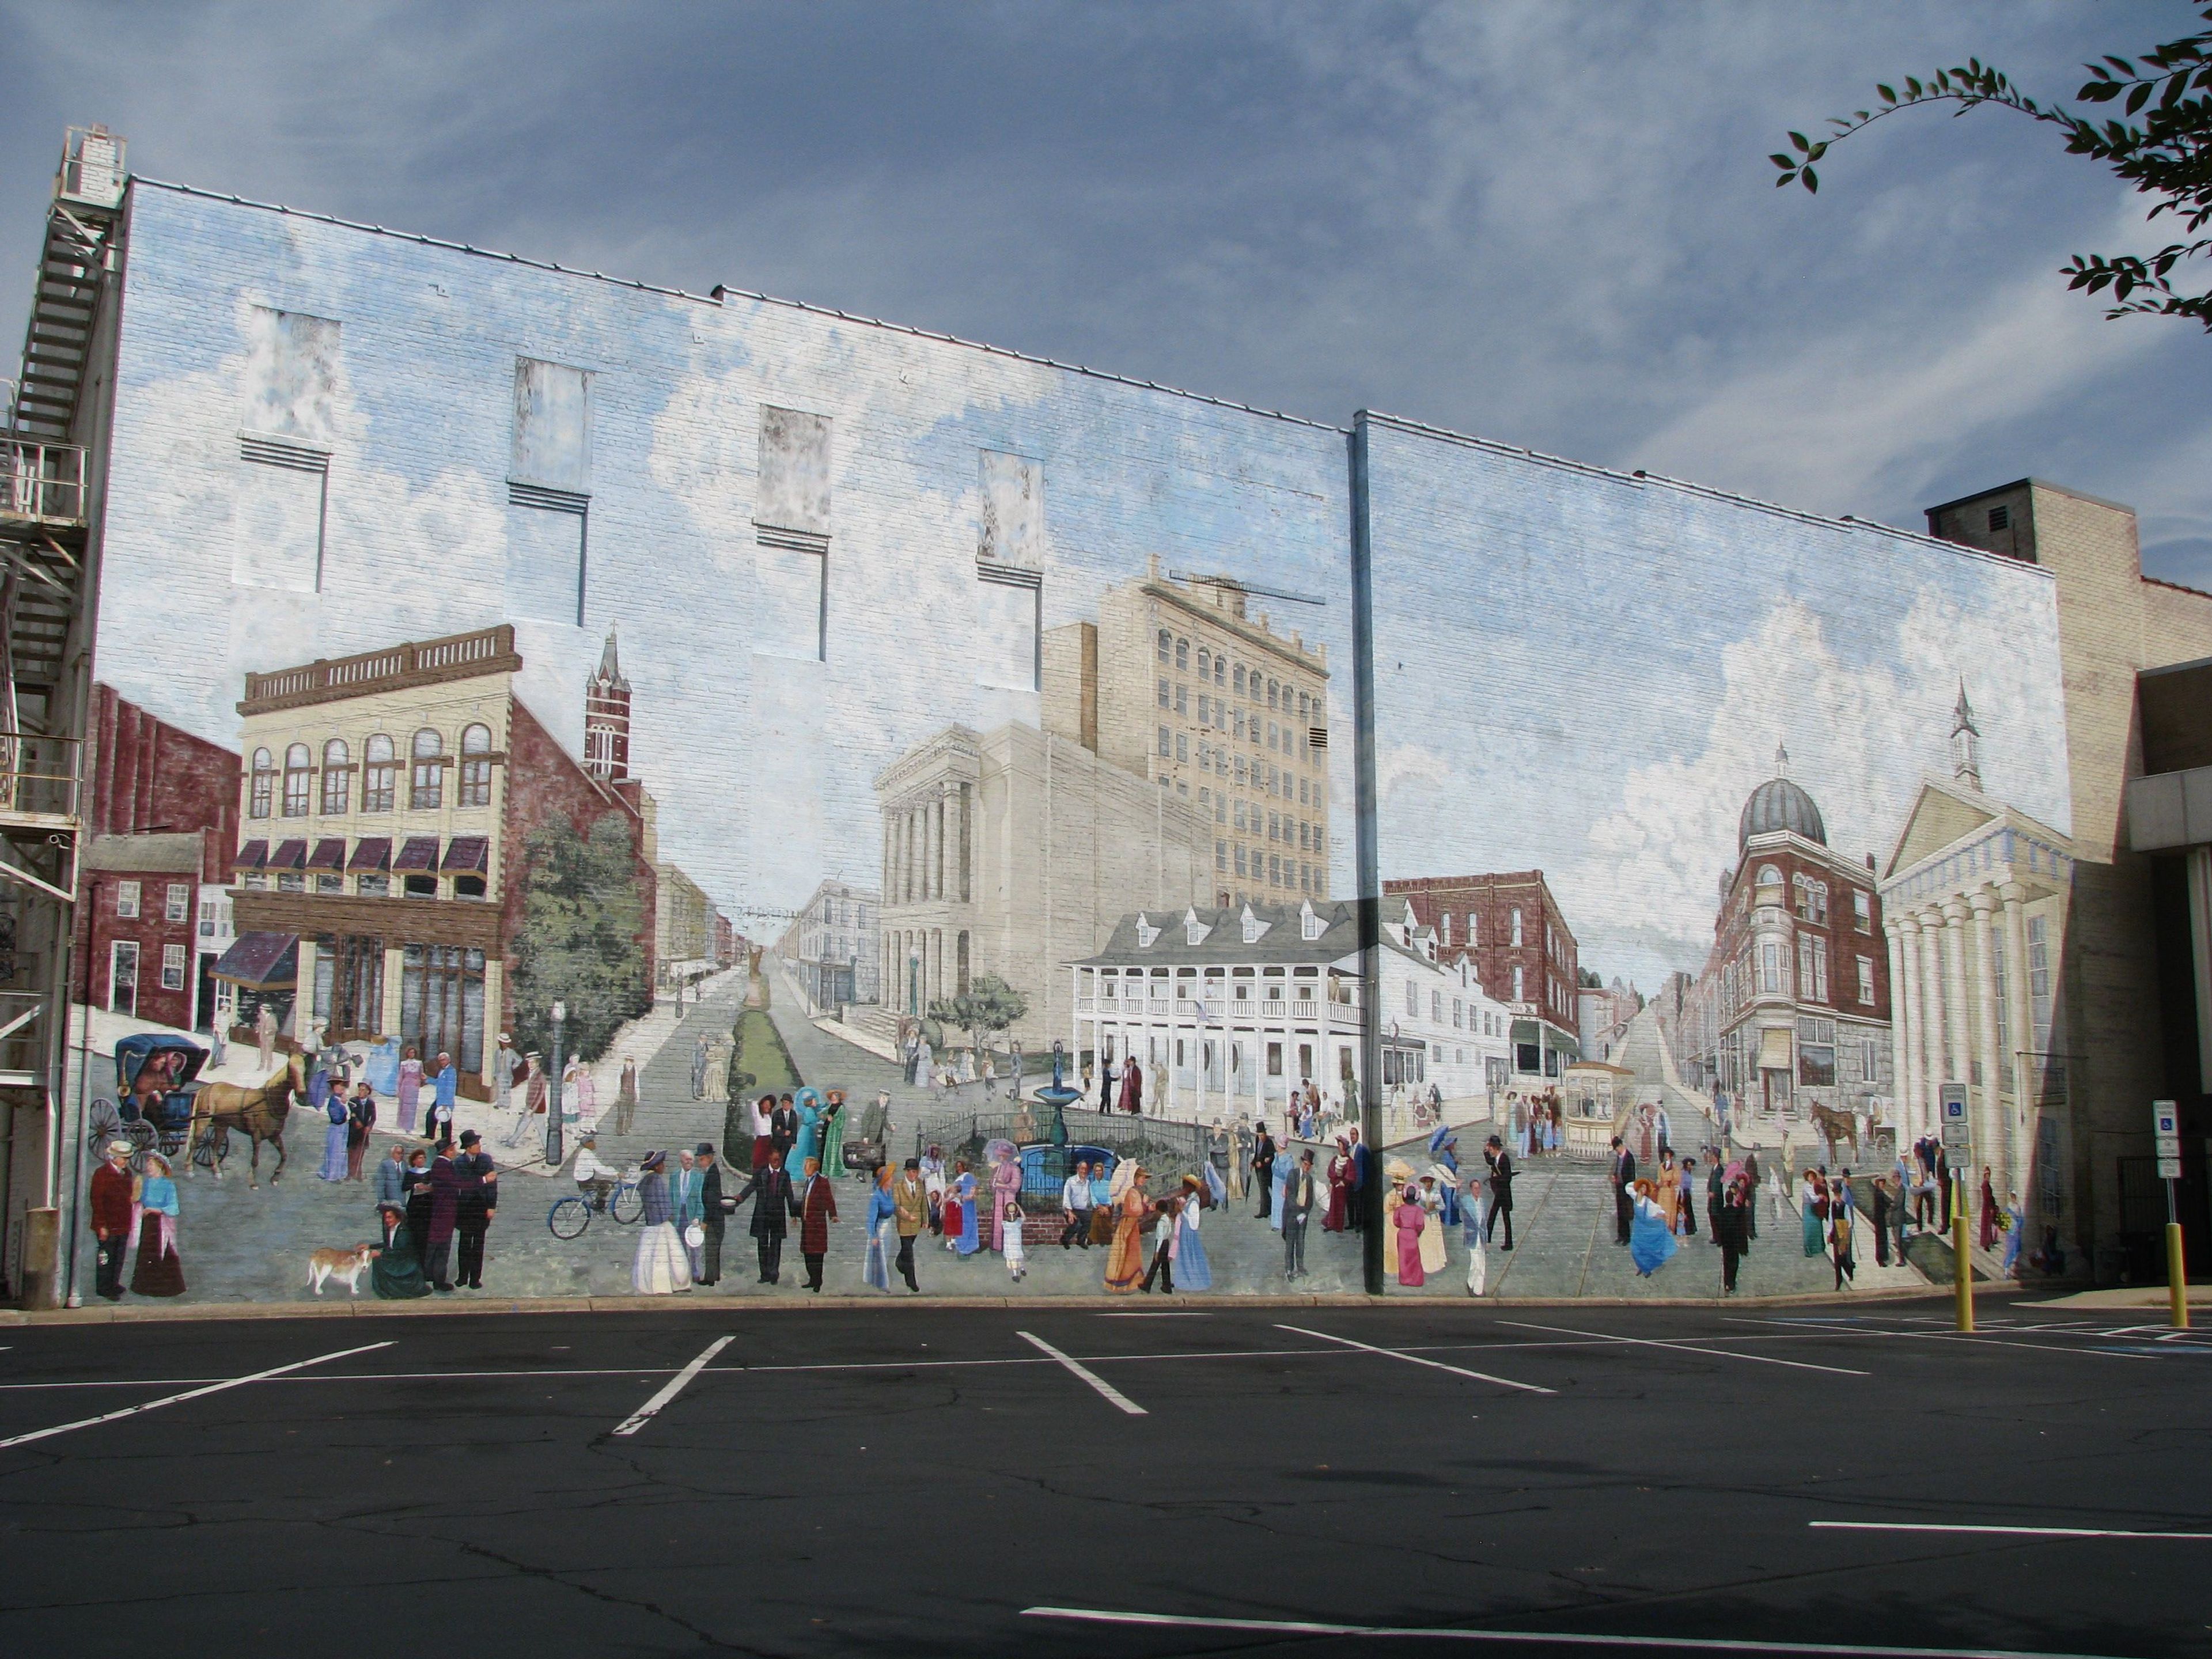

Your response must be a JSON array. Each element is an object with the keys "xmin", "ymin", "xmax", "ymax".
[
  {"xmin": 2167, "ymin": 1175, "xmax": 2191, "ymax": 1331},
  {"xmin": 1951, "ymin": 1169, "xmax": 1974, "ymax": 1332},
  {"xmin": 544, "ymin": 999, "xmax": 566, "ymax": 1169},
  {"xmin": 63, "ymin": 875, "xmax": 99, "ymax": 1309},
  {"xmin": 1349, "ymin": 413, "xmax": 1385, "ymax": 1295}
]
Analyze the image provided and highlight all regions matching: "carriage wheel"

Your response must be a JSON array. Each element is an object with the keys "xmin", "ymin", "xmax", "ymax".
[
  {"xmin": 548, "ymin": 1196, "xmax": 592, "ymax": 1241},
  {"xmin": 123, "ymin": 1119, "xmax": 158, "ymax": 1170},
  {"xmin": 610, "ymin": 1183, "xmax": 644, "ymax": 1225},
  {"xmin": 86, "ymin": 1097, "xmax": 123, "ymax": 1150},
  {"xmin": 190, "ymin": 1124, "xmax": 225, "ymax": 1171}
]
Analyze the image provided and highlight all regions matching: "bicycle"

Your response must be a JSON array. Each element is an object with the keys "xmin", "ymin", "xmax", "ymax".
[{"xmin": 548, "ymin": 1175, "xmax": 645, "ymax": 1240}]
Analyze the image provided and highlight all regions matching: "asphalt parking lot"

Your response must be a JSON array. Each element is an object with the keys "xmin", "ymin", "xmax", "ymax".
[{"xmin": 1, "ymin": 1298, "xmax": 2205, "ymax": 1657}]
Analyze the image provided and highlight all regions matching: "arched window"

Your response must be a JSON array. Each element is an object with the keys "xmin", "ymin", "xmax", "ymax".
[
  {"xmin": 363, "ymin": 734, "xmax": 396, "ymax": 813},
  {"xmin": 1157, "ymin": 630, "xmax": 1172, "ymax": 661},
  {"xmin": 249, "ymin": 748, "xmax": 274, "ymax": 819},
  {"xmin": 459, "ymin": 723, "xmax": 494, "ymax": 808},
  {"xmin": 1268, "ymin": 677, "xmax": 1280, "ymax": 710},
  {"xmin": 410, "ymin": 728, "xmax": 444, "ymax": 810},
  {"xmin": 320, "ymin": 739, "xmax": 350, "ymax": 815},
  {"xmin": 1196, "ymin": 647, "xmax": 1210, "ymax": 677},
  {"xmin": 1214, "ymin": 656, "xmax": 1225, "ymax": 687},
  {"xmin": 1757, "ymin": 863, "xmax": 1782, "ymax": 889},
  {"xmin": 1175, "ymin": 638, "xmax": 1189, "ymax": 670},
  {"xmin": 282, "ymin": 743, "xmax": 312, "ymax": 817},
  {"xmin": 1233, "ymin": 665, "xmax": 1245, "ymax": 695}
]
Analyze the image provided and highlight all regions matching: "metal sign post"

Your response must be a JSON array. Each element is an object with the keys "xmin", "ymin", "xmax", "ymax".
[
  {"xmin": 2154, "ymin": 1101, "xmax": 2187, "ymax": 1330},
  {"xmin": 1940, "ymin": 1083, "xmax": 1973, "ymax": 1331}
]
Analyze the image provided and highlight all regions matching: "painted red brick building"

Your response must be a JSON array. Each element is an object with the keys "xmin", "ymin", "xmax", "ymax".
[{"xmin": 1383, "ymin": 870, "xmax": 1581, "ymax": 1075}]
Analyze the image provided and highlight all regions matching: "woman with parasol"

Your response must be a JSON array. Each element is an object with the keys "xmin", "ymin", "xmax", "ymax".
[
  {"xmin": 1628, "ymin": 1177, "xmax": 1678, "ymax": 1278},
  {"xmin": 946, "ymin": 1158, "xmax": 980, "ymax": 1256},
  {"xmin": 1429, "ymin": 1122, "xmax": 1462, "ymax": 1226}
]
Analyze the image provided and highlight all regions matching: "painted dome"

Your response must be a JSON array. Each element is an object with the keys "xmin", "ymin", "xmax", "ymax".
[{"xmin": 1738, "ymin": 744, "xmax": 1827, "ymax": 849}]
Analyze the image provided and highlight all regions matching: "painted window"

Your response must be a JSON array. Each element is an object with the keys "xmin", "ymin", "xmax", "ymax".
[
  {"xmin": 410, "ymin": 728, "xmax": 444, "ymax": 810},
  {"xmin": 1857, "ymin": 955, "xmax": 1874, "ymax": 1005},
  {"xmin": 363, "ymin": 734, "xmax": 395, "ymax": 813},
  {"xmin": 249, "ymin": 748, "xmax": 274, "ymax": 819},
  {"xmin": 161, "ymin": 942, "xmax": 187, "ymax": 991},
  {"xmin": 459, "ymin": 724, "xmax": 494, "ymax": 807},
  {"xmin": 165, "ymin": 882, "xmax": 190, "ymax": 923},
  {"xmin": 320, "ymin": 738, "xmax": 350, "ymax": 814},
  {"xmin": 1510, "ymin": 908, "xmax": 1524, "ymax": 947},
  {"xmin": 115, "ymin": 880, "xmax": 141, "ymax": 919},
  {"xmin": 976, "ymin": 567, "xmax": 1040, "ymax": 691},
  {"xmin": 283, "ymin": 743, "xmax": 312, "ymax": 817}
]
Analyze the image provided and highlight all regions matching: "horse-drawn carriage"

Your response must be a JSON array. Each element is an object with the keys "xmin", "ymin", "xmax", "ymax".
[
  {"xmin": 86, "ymin": 1033, "xmax": 303, "ymax": 1183},
  {"xmin": 86, "ymin": 1033, "xmax": 210, "ymax": 1169}
]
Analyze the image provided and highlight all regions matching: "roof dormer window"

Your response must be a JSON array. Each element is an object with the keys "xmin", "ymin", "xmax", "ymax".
[{"xmin": 1135, "ymin": 912, "xmax": 1160, "ymax": 949}]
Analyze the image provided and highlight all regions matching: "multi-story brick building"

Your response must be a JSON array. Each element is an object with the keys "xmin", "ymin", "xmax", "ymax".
[
  {"xmin": 1383, "ymin": 871, "xmax": 1580, "ymax": 1080},
  {"xmin": 1673, "ymin": 748, "xmax": 1892, "ymax": 1121},
  {"xmin": 1081, "ymin": 558, "xmax": 1332, "ymax": 906},
  {"xmin": 78, "ymin": 832, "xmax": 224, "ymax": 1029},
  {"xmin": 222, "ymin": 623, "xmax": 655, "ymax": 1092},
  {"xmin": 653, "ymin": 862, "xmax": 715, "ymax": 993}
]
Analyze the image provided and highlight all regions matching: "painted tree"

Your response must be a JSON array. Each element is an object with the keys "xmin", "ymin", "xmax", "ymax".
[
  {"xmin": 510, "ymin": 814, "xmax": 652, "ymax": 1066},
  {"xmin": 929, "ymin": 975, "xmax": 1029, "ymax": 1056},
  {"xmin": 1775, "ymin": 6, "xmax": 2212, "ymax": 330}
]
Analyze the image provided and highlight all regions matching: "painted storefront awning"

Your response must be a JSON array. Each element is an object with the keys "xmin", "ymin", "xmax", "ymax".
[
  {"xmin": 210, "ymin": 930, "xmax": 298, "ymax": 989},
  {"xmin": 268, "ymin": 838, "xmax": 308, "ymax": 870},
  {"xmin": 1756, "ymin": 1027, "xmax": 1794, "ymax": 1071},
  {"xmin": 441, "ymin": 835, "xmax": 489, "ymax": 873},
  {"xmin": 393, "ymin": 835, "xmax": 440, "ymax": 872},
  {"xmin": 347, "ymin": 836, "xmax": 392, "ymax": 872},
  {"xmin": 233, "ymin": 838, "xmax": 268, "ymax": 870},
  {"xmin": 306, "ymin": 837, "xmax": 346, "ymax": 870}
]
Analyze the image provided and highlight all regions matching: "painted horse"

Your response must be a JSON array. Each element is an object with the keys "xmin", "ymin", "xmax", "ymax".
[
  {"xmin": 190, "ymin": 1051, "xmax": 306, "ymax": 1187},
  {"xmin": 1806, "ymin": 1101, "xmax": 1861, "ymax": 1164}
]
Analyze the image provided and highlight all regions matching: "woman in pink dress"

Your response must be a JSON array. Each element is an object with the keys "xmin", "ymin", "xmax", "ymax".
[
  {"xmin": 1393, "ymin": 1183, "xmax": 1427, "ymax": 1286},
  {"xmin": 395, "ymin": 1047, "xmax": 423, "ymax": 1136}
]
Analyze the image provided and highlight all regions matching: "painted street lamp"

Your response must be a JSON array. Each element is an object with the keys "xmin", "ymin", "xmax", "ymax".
[{"xmin": 545, "ymin": 998, "xmax": 567, "ymax": 1168}]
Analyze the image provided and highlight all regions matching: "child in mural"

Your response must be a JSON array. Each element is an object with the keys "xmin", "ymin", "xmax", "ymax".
[
  {"xmin": 396, "ymin": 1046, "xmax": 423, "ymax": 1136},
  {"xmin": 563, "ymin": 1055, "xmax": 595, "ymax": 1131},
  {"xmin": 919, "ymin": 1145, "xmax": 946, "ymax": 1232},
  {"xmin": 1002, "ymin": 1195, "xmax": 1027, "ymax": 1282},
  {"xmin": 1628, "ymin": 1179, "xmax": 1678, "ymax": 1278},
  {"xmin": 129, "ymin": 1152, "xmax": 185, "ymax": 1297},
  {"xmin": 631, "ymin": 1150, "xmax": 692, "ymax": 1295},
  {"xmin": 1140, "ymin": 1188, "xmax": 1182, "ymax": 1294}
]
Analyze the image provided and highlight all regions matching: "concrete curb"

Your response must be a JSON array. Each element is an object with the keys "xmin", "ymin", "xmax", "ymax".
[{"xmin": 0, "ymin": 1281, "xmax": 2018, "ymax": 1327}]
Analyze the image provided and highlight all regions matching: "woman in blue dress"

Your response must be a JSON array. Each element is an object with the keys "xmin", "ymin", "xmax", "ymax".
[
  {"xmin": 862, "ymin": 1164, "xmax": 896, "ymax": 1290},
  {"xmin": 1270, "ymin": 1140, "xmax": 1293, "ymax": 1234},
  {"xmin": 1628, "ymin": 1179, "xmax": 1678, "ymax": 1277},
  {"xmin": 952, "ymin": 1161, "xmax": 981, "ymax": 1256},
  {"xmin": 790, "ymin": 1086, "xmax": 826, "ymax": 1176},
  {"xmin": 1429, "ymin": 1125, "xmax": 1461, "ymax": 1227},
  {"xmin": 1173, "ymin": 1175, "xmax": 1212, "ymax": 1291}
]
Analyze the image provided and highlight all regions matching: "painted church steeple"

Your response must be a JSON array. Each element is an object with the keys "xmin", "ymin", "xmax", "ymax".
[
  {"xmin": 584, "ymin": 626, "xmax": 631, "ymax": 781},
  {"xmin": 1950, "ymin": 680, "xmax": 1981, "ymax": 792}
]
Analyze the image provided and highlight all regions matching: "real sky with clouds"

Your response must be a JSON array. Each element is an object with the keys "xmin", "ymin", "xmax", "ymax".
[{"xmin": 2, "ymin": 1, "xmax": 2206, "ymax": 583}]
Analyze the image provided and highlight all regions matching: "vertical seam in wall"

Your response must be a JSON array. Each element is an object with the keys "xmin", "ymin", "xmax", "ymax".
[{"xmin": 1349, "ymin": 414, "xmax": 1384, "ymax": 1297}]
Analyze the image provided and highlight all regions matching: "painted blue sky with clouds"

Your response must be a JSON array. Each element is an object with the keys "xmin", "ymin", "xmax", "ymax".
[{"xmin": 3, "ymin": 1, "xmax": 2206, "ymax": 584}]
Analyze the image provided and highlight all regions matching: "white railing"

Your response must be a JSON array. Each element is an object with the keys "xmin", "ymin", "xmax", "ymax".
[{"xmin": 1, "ymin": 439, "xmax": 86, "ymax": 527}]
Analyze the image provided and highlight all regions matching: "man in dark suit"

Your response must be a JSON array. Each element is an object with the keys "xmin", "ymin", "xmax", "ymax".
[
  {"xmin": 694, "ymin": 1142, "xmax": 728, "ymax": 1286},
  {"xmin": 452, "ymin": 1130, "xmax": 497, "ymax": 1290},
  {"xmin": 769, "ymin": 1094, "xmax": 799, "ymax": 1164},
  {"xmin": 1252, "ymin": 1123, "xmax": 1277, "ymax": 1219},
  {"xmin": 1611, "ymin": 1135, "xmax": 1635, "ymax": 1246},
  {"xmin": 1282, "ymin": 1150, "xmax": 1317, "ymax": 1281},
  {"xmin": 734, "ymin": 1147, "xmax": 797, "ymax": 1284},
  {"xmin": 1347, "ymin": 1126, "xmax": 1372, "ymax": 1233},
  {"xmin": 1484, "ymin": 1134, "xmax": 1516, "ymax": 1251}
]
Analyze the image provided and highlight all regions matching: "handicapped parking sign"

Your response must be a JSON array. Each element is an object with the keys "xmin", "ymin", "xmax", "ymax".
[{"xmin": 1940, "ymin": 1084, "xmax": 1970, "ymax": 1154}]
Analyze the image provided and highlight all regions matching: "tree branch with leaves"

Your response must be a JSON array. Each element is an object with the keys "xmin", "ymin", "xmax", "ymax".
[{"xmin": 1774, "ymin": 5, "xmax": 2212, "ymax": 329}]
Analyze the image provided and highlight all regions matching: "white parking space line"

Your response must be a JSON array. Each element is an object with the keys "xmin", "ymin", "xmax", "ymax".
[
  {"xmin": 1023, "ymin": 1604, "xmax": 2113, "ymax": 1656},
  {"xmin": 0, "ymin": 1341, "xmax": 394, "ymax": 1451},
  {"xmin": 1813, "ymin": 1521, "xmax": 2212, "ymax": 1541},
  {"xmin": 1017, "ymin": 1331, "xmax": 1147, "ymax": 1415},
  {"xmin": 1094, "ymin": 1312, "xmax": 1212, "ymax": 1318},
  {"xmin": 609, "ymin": 1336, "xmax": 734, "ymax": 1437},
  {"xmin": 1500, "ymin": 1321, "xmax": 1868, "ymax": 1377},
  {"xmin": 1728, "ymin": 1317, "xmax": 2159, "ymax": 1361},
  {"xmin": 1278, "ymin": 1325, "xmax": 1556, "ymax": 1394}
]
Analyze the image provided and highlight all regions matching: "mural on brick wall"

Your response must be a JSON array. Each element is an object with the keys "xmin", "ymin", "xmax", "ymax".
[
  {"xmin": 1359, "ymin": 414, "xmax": 2078, "ymax": 1299},
  {"xmin": 58, "ymin": 185, "xmax": 2081, "ymax": 1307}
]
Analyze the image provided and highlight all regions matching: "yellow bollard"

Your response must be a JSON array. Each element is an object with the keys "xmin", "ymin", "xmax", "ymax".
[
  {"xmin": 2169, "ymin": 1221, "xmax": 2191, "ymax": 1331},
  {"xmin": 1953, "ymin": 1176, "xmax": 1974, "ymax": 1332}
]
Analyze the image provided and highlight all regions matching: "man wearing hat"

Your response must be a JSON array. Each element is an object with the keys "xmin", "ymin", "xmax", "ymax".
[
  {"xmin": 892, "ymin": 1157, "xmax": 927, "ymax": 1292},
  {"xmin": 90, "ymin": 1139, "xmax": 137, "ymax": 1301},
  {"xmin": 452, "ymin": 1130, "xmax": 497, "ymax": 1290},
  {"xmin": 693, "ymin": 1143, "xmax": 728, "ymax": 1286}
]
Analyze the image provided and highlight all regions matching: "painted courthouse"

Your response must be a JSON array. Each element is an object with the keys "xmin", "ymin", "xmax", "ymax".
[{"xmin": 1, "ymin": 125, "xmax": 2208, "ymax": 1303}]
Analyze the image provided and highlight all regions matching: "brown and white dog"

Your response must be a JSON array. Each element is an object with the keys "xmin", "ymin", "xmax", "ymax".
[{"xmin": 306, "ymin": 1244, "xmax": 376, "ymax": 1296}]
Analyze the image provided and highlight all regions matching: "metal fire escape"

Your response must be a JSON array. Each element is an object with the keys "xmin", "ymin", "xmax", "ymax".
[{"xmin": 0, "ymin": 128, "xmax": 121, "ymax": 1103}]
